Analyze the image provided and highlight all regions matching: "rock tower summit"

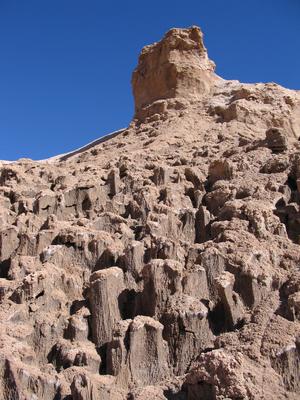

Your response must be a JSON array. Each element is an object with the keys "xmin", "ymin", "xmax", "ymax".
[{"xmin": 132, "ymin": 26, "xmax": 221, "ymax": 117}]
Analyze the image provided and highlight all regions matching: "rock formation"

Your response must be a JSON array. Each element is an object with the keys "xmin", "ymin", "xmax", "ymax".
[
  {"xmin": 0, "ymin": 26, "xmax": 300, "ymax": 399},
  {"xmin": 132, "ymin": 26, "xmax": 220, "ymax": 118}
]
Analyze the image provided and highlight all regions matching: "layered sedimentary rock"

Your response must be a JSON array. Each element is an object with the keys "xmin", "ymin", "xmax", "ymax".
[{"xmin": 0, "ymin": 26, "xmax": 300, "ymax": 399}]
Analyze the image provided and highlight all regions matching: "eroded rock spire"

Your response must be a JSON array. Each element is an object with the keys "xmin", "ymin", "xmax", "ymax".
[
  {"xmin": 132, "ymin": 26, "xmax": 221, "ymax": 117},
  {"xmin": 1, "ymin": 25, "xmax": 300, "ymax": 400}
]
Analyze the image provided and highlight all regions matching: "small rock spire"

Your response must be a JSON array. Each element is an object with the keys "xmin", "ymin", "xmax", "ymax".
[{"xmin": 132, "ymin": 26, "xmax": 220, "ymax": 116}]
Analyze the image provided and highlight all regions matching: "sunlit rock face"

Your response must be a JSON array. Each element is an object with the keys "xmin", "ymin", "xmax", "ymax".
[
  {"xmin": 0, "ymin": 25, "xmax": 300, "ymax": 400},
  {"xmin": 132, "ymin": 26, "xmax": 221, "ymax": 117}
]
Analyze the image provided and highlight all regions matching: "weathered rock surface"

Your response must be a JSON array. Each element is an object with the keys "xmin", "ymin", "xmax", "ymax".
[
  {"xmin": 132, "ymin": 26, "xmax": 221, "ymax": 119},
  {"xmin": 0, "ymin": 25, "xmax": 300, "ymax": 399}
]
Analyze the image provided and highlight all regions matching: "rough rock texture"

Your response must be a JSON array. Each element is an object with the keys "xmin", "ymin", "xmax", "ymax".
[
  {"xmin": 132, "ymin": 26, "xmax": 220, "ymax": 118},
  {"xmin": 0, "ymin": 26, "xmax": 300, "ymax": 399}
]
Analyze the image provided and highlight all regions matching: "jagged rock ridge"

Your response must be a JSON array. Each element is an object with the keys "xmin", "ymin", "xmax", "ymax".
[{"xmin": 0, "ymin": 26, "xmax": 300, "ymax": 399}]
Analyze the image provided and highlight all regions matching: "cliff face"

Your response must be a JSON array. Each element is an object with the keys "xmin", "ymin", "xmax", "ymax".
[
  {"xmin": 0, "ymin": 26, "xmax": 300, "ymax": 400},
  {"xmin": 132, "ymin": 26, "xmax": 220, "ymax": 117}
]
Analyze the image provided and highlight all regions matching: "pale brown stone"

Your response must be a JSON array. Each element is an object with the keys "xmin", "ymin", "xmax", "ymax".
[{"xmin": 0, "ymin": 25, "xmax": 299, "ymax": 400}]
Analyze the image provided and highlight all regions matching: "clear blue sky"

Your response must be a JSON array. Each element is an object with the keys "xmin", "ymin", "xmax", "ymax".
[{"xmin": 0, "ymin": 0, "xmax": 299, "ymax": 160}]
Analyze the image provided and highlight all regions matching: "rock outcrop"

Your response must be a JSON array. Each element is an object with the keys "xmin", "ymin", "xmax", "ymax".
[
  {"xmin": 0, "ymin": 26, "xmax": 300, "ymax": 399},
  {"xmin": 132, "ymin": 26, "xmax": 221, "ymax": 119}
]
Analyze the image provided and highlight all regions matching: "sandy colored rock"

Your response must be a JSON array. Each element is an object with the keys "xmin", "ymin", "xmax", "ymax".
[
  {"xmin": 88, "ymin": 267, "xmax": 125, "ymax": 347},
  {"xmin": 107, "ymin": 316, "xmax": 170, "ymax": 387},
  {"xmin": 0, "ymin": 25, "xmax": 299, "ymax": 399},
  {"xmin": 132, "ymin": 26, "xmax": 221, "ymax": 118}
]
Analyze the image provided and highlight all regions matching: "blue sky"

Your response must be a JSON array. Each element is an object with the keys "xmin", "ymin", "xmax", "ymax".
[{"xmin": 0, "ymin": 0, "xmax": 299, "ymax": 160}]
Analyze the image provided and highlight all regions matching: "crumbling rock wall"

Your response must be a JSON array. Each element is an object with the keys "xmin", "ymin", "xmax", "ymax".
[{"xmin": 0, "ymin": 26, "xmax": 300, "ymax": 399}]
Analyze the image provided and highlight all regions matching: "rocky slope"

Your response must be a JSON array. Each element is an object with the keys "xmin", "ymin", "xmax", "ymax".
[{"xmin": 0, "ymin": 26, "xmax": 300, "ymax": 400}]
